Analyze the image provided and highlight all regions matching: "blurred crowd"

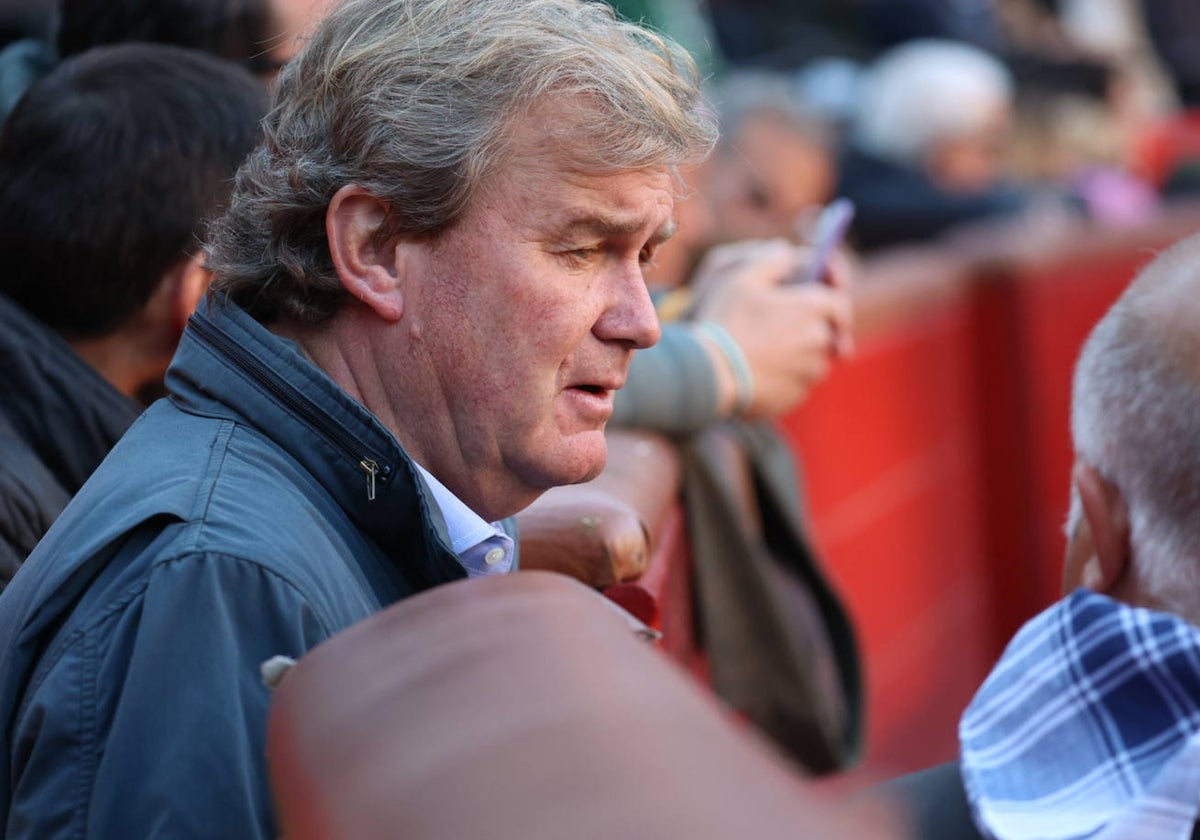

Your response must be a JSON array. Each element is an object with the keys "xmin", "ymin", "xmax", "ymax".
[
  {"xmin": 614, "ymin": 0, "xmax": 1200, "ymax": 254},
  {"xmin": 5, "ymin": 0, "xmax": 1200, "ymax": 261}
]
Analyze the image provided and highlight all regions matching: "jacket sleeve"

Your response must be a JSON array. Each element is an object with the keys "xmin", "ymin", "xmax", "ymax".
[
  {"xmin": 610, "ymin": 322, "xmax": 721, "ymax": 435},
  {"xmin": 7, "ymin": 552, "xmax": 332, "ymax": 839}
]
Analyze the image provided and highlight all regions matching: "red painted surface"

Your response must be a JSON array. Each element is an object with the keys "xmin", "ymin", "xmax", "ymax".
[
  {"xmin": 772, "ymin": 207, "xmax": 1200, "ymax": 783},
  {"xmin": 781, "ymin": 291, "xmax": 993, "ymax": 777}
]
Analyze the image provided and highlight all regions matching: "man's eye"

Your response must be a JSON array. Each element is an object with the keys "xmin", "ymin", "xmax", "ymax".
[{"xmin": 560, "ymin": 247, "xmax": 600, "ymax": 265}]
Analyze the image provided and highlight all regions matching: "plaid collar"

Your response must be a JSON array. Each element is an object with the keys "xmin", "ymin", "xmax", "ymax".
[{"xmin": 960, "ymin": 588, "xmax": 1200, "ymax": 840}]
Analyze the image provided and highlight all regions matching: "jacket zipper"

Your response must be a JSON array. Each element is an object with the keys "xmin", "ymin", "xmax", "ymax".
[
  {"xmin": 360, "ymin": 458, "xmax": 379, "ymax": 501},
  {"xmin": 189, "ymin": 313, "xmax": 392, "ymax": 501}
]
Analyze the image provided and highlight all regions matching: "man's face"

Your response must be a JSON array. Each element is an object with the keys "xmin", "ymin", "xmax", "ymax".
[
  {"xmin": 926, "ymin": 102, "xmax": 1013, "ymax": 194},
  {"xmin": 711, "ymin": 112, "xmax": 835, "ymax": 241},
  {"xmin": 391, "ymin": 120, "xmax": 671, "ymax": 520}
]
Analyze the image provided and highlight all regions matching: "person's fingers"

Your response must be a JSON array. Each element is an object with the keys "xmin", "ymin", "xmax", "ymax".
[
  {"xmin": 836, "ymin": 326, "xmax": 856, "ymax": 360},
  {"xmin": 696, "ymin": 237, "xmax": 790, "ymax": 277},
  {"xmin": 692, "ymin": 241, "xmax": 799, "ymax": 320},
  {"xmin": 823, "ymin": 248, "xmax": 855, "ymax": 292},
  {"xmin": 799, "ymin": 284, "xmax": 854, "ymax": 350},
  {"xmin": 725, "ymin": 240, "xmax": 797, "ymax": 286}
]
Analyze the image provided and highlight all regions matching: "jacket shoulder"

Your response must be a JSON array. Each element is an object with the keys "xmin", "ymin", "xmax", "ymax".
[{"xmin": 8, "ymin": 549, "xmax": 328, "ymax": 839}]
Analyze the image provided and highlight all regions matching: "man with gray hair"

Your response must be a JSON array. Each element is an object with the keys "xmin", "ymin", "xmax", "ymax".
[
  {"xmin": 0, "ymin": 0, "xmax": 715, "ymax": 836},
  {"xmin": 837, "ymin": 38, "xmax": 1028, "ymax": 252},
  {"xmin": 888, "ymin": 232, "xmax": 1200, "ymax": 840}
]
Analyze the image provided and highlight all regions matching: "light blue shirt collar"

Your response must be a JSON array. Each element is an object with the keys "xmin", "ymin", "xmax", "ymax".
[{"xmin": 414, "ymin": 463, "xmax": 514, "ymax": 577}]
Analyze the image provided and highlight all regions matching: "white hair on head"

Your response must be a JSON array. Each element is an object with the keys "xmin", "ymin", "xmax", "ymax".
[
  {"xmin": 852, "ymin": 38, "xmax": 1013, "ymax": 167},
  {"xmin": 1070, "ymin": 235, "xmax": 1200, "ymax": 623}
]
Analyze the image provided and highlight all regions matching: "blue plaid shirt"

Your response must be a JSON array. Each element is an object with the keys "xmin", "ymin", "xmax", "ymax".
[{"xmin": 960, "ymin": 589, "xmax": 1200, "ymax": 840}]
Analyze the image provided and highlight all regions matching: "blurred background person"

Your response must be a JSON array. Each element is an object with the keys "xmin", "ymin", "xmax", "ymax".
[
  {"xmin": 0, "ymin": 43, "xmax": 267, "ymax": 582},
  {"xmin": 0, "ymin": 0, "xmax": 331, "ymax": 120},
  {"xmin": 645, "ymin": 69, "xmax": 840, "ymax": 290},
  {"xmin": 707, "ymin": 71, "xmax": 840, "ymax": 246},
  {"xmin": 612, "ymin": 232, "xmax": 863, "ymax": 774},
  {"xmin": 617, "ymin": 68, "xmax": 851, "ymax": 437},
  {"xmin": 837, "ymin": 38, "xmax": 1029, "ymax": 253},
  {"xmin": 1129, "ymin": 0, "xmax": 1200, "ymax": 197},
  {"xmin": 1005, "ymin": 53, "xmax": 1160, "ymax": 227},
  {"xmin": 55, "ymin": 0, "xmax": 334, "ymax": 79}
]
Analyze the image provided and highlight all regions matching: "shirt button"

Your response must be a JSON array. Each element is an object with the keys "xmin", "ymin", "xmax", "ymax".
[{"xmin": 485, "ymin": 547, "xmax": 505, "ymax": 566}]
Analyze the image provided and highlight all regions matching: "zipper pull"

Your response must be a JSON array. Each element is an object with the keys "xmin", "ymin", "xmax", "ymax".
[{"xmin": 359, "ymin": 458, "xmax": 379, "ymax": 501}]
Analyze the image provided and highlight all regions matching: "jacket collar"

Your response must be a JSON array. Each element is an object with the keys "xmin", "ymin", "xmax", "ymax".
[
  {"xmin": 0, "ymin": 293, "xmax": 141, "ymax": 492},
  {"xmin": 168, "ymin": 294, "xmax": 466, "ymax": 590}
]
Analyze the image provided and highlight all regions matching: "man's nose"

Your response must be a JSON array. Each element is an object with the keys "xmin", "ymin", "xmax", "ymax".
[{"xmin": 595, "ymin": 263, "xmax": 661, "ymax": 350}]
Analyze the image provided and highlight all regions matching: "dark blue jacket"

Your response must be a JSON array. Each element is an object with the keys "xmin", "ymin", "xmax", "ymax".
[
  {"xmin": 0, "ymin": 295, "xmax": 490, "ymax": 838},
  {"xmin": 837, "ymin": 145, "xmax": 1029, "ymax": 253},
  {"xmin": 0, "ymin": 293, "xmax": 142, "ymax": 584}
]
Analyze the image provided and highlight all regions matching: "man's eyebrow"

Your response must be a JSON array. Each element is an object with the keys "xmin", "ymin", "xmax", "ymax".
[{"xmin": 557, "ymin": 215, "xmax": 677, "ymax": 243}]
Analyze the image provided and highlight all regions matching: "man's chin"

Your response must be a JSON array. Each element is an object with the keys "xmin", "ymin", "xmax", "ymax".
[
  {"xmin": 496, "ymin": 443, "xmax": 607, "ymax": 519},
  {"xmin": 549, "ymin": 433, "xmax": 609, "ymax": 487}
]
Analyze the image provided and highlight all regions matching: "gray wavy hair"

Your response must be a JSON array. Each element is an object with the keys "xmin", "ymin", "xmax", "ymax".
[
  {"xmin": 1068, "ymin": 234, "xmax": 1200, "ymax": 622},
  {"xmin": 207, "ymin": 0, "xmax": 718, "ymax": 324}
]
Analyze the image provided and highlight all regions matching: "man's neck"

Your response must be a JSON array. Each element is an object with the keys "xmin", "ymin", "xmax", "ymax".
[{"xmin": 69, "ymin": 332, "xmax": 162, "ymax": 402}]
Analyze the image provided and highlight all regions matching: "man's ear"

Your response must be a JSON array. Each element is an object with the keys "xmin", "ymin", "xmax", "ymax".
[
  {"xmin": 1071, "ymin": 460, "xmax": 1131, "ymax": 594},
  {"xmin": 172, "ymin": 253, "xmax": 212, "ymax": 337},
  {"xmin": 138, "ymin": 252, "xmax": 210, "ymax": 348},
  {"xmin": 326, "ymin": 184, "xmax": 404, "ymax": 322}
]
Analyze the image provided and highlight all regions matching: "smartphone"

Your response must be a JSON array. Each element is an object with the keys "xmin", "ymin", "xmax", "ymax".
[{"xmin": 793, "ymin": 198, "xmax": 855, "ymax": 285}]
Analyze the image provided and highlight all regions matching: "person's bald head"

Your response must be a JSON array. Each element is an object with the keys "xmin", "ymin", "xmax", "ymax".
[{"xmin": 1065, "ymin": 233, "xmax": 1200, "ymax": 622}]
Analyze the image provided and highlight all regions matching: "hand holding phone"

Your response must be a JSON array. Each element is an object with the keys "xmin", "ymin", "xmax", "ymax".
[{"xmin": 793, "ymin": 198, "xmax": 855, "ymax": 286}]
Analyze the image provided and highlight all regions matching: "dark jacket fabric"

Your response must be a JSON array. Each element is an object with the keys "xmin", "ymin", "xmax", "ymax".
[
  {"xmin": 0, "ymin": 293, "xmax": 142, "ymax": 584},
  {"xmin": 837, "ymin": 145, "xmax": 1028, "ymax": 253},
  {"xmin": 0, "ymin": 294, "xmax": 492, "ymax": 838},
  {"xmin": 876, "ymin": 761, "xmax": 983, "ymax": 840}
]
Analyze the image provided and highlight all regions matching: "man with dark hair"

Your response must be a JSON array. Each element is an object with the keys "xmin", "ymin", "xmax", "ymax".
[
  {"xmin": 0, "ymin": 0, "xmax": 326, "ymax": 124},
  {"xmin": 56, "ymin": 0, "xmax": 331, "ymax": 79},
  {"xmin": 0, "ymin": 0, "xmax": 716, "ymax": 837},
  {"xmin": 0, "ymin": 43, "xmax": 268, "ymax": 582}
]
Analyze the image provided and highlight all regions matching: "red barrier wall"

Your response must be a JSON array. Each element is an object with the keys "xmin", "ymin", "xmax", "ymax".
[
  {"xmin": 780, "ymin": 205, "xmax": 1200, "ymax": 780},
  {"xmin": 782, "ymin": 258, "xmax": 992, "ymax": 777}
]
